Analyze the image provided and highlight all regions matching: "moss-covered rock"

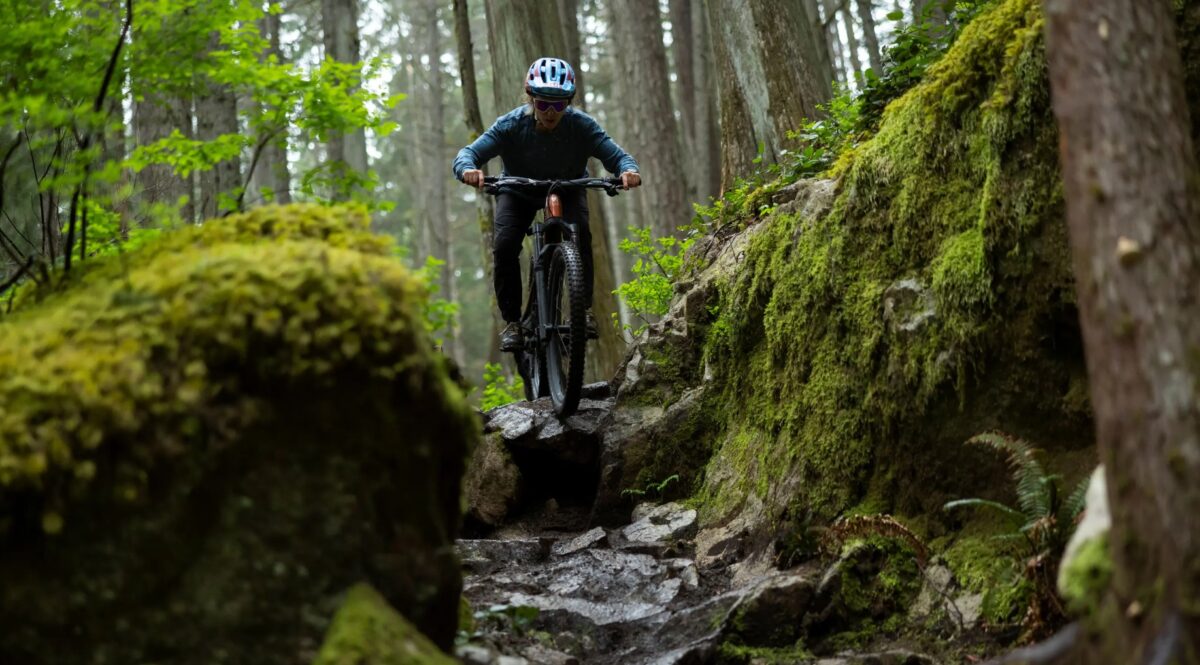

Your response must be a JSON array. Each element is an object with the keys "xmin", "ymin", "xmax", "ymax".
[
  {"xmin": 685, "ymin": 0, "xmax": 1090, "ymax": 533},
  {"xmin": 0, "ymin": 204, "xmax": 476, "ymax": 664},
  {"xmin": 313, "ymin": 584, "xmax": 457, "ymax": 665}
]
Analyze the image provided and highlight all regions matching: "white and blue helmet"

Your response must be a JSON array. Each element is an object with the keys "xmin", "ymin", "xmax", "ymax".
[{"xmin": 525, "ymin": 57, "xmax": 576, "ymax": 99}]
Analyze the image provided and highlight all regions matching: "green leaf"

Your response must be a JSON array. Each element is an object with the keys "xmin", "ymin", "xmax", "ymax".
[{"xmin": 887, "ymin": 10, "xmax": 904, "ymax": 20}]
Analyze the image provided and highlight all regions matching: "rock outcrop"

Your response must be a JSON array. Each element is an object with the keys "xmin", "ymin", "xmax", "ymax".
[{"xmin": 0, "ymin": 205, "xmax": 475, "ymax": 664}]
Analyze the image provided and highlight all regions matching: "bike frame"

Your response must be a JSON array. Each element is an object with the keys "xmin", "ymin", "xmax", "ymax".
[{"xmin": 528, "ymin": 188, "xmax": 576, "ymax": 351}]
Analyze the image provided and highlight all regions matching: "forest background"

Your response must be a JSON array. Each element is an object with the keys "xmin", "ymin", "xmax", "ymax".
[{"xmin": 0, "ymin": 0, "xmax": 964, "ymax": 403}]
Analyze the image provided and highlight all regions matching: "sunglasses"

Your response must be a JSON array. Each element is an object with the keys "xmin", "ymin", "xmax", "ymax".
[{"xmin": 534, "ymin": 99, "xmax": 569, "ymax": 112}]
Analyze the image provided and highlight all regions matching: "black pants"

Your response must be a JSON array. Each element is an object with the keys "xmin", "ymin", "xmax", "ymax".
[{"xmin": 493, "ymin": 189, "xmax": 592, "ymax": 323}]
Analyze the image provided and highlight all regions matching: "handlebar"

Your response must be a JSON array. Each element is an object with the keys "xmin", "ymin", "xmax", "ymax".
[{"xmin": 482, "ymin": 176, "xmax": 625, "ymax": 197}]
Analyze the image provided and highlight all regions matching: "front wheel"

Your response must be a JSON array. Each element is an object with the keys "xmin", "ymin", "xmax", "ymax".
[{"xmin": 545, "ymin": 242, "xmax": 588, "ymax": 416}]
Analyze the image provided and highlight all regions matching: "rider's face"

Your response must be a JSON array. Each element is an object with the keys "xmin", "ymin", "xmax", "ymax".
[{"xmin": 532, "ymin": 96, "xmax": 568, "ymax": 130}]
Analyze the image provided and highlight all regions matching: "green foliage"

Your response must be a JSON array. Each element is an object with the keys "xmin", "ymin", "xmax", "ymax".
[
  {"xmin": 0, "ymin": 0, "xmax": 399, "ymax": 274},
  {"xmin": 614, "ymin": 226, "xmax": 697, "ymax": 336},
  {"xmin": 480, "ymin": 362, "xmax": 524, "ymax": 411},
  {"xmin": 783, "ymin": 85, "xmax": 863, "ymax": 180},
  {"xmin": 314, "ymin": 584, "xmax": 456, "ymax": 665},
  {"xmin": 860, "ymin": 1, "xmax": 1001, "ymax": 130},
  {"xmin": 620, "ymin": 473, "xmax": 680, "ymax": 500},
  {"xmin": 944, "ymin": 432, "xmax": 1087, "ymax": 557},
  {"xmin": 692, "ymin": 0, "xmax": 1076, "ymax": 530},
  {"xmin": 413, "ymin": 256, "xmax": 461, "ymax": 347},
  {"xmin": 0, "ymin": 204, "xmax": 470, "ymax": 534},
  {"xmin": 943, "ymin": 431, "xmax": 1089, "ymax": 635}
]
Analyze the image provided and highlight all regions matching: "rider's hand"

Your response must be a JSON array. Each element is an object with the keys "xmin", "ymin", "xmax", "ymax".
[
  {"xmin": 620, "ymin": 171, "xmax": 641, "ymax": 189},
  {"xmin": 462, "ymin": 169, "xmax": 484, "ymax": 188}
]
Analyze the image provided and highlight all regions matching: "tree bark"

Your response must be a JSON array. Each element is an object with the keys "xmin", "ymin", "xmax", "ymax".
[
  {"xmin": 1044, "ymin": 0, "xmax": 1200, "ymax": 660},
  {"xmin": 841, "ymin": 4, "xmax": 864, "ymax": 87},
  {"xmin": 609, "ymin": 0, "xmax": 688, "ymax": 239},
  {"xmin": 452, "ymin": 0, "xmax": 503, "ymax": 365},
  {"xmin": 707, "ymin": 0, "xmax": 832, "ymax": 186},
  {"xmin": 669, "ymin": 0, "xmax": 697, "ymax": 199},
  {"xmin": 693, "ymin": 0, "xmax": 721, "ymax": 202},
  {"xmin": 321, "ymin": 0, "xmax": 369, "ymax": 198},
  {"xmin": 134, "ymin": 95, "xmax": 195, "ymax": 225},
  {"xmin": 197, "ymin": 31, "xmax": 241, "ymax": 220},
  {"xmin": 247, "ymin": 10, "xmax": 291, "ymax": 206},
  {"xmin": 821, "ymin": 0, "xmax": 847, "ymax": 85},
  {"xmin": 857, "ymin": 0, "xmax": 883, "ymax": 75}
]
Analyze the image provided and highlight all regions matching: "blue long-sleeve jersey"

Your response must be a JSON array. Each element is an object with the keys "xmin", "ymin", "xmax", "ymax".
[{"xmin": 452, "ymin": 105, "xmax": 639, "ymax": 181}]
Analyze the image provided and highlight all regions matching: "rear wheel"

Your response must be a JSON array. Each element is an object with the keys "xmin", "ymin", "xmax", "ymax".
[{"xmin": 545, "ymin": 242, "xmax": 587, "ymax": 416}]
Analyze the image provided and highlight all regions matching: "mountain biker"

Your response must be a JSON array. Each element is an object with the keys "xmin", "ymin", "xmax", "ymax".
[{"xmin": 452, "ymin": 56, "xmax": 641, "ymax": 352}]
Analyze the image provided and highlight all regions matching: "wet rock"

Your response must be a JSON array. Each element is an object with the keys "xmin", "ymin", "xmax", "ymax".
[
  {"xmin": 728, "ymin": 574, "xmax": 816, "ymax": 647},
  {"xmin": 552, "ymin": 527, "xmax": 608, "ymax": 556},
  {"xmin": 582, "ymin": 381, "xmax": 613, "ymax": 399},
  {"xmin": 521, "ymin": 644, "xmax": 580, "ymax": 664},
  {"xmin": 882, "ymin": 279, "xmax": 936, "ymax": 335},
  {"xmin": 457, "ymin": 644, "xmax": 531, "ymax": 665},
  {"xmin": 465, "ymin": 433, "xmax": 524, "ymax": 527},
  {"xmin": 815, "ymin": 651, "xmax": 935, "ymax": 665},
  {"xmin": 459, "ymin": 539, "xmax": 549, "ymax": 576},
  {"xmin": 622, "ymin": 502, "xmax": 699, "ymax": 544},
  {"xmin": 483, "ymin": 398, "xmax": 612, "ymax": 465}
]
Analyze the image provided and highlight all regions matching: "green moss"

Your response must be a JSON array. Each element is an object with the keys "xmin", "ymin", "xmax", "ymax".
[
  {"xmin": 715, "ymin": 641, "xmax": 813, "ymax": 665},
  {"xmin": 1059, "ymin": 534, "xmax": 1113, "ymax": 615},
  {"xmin": 0, "ymin": 204, "xmax": 466, "ymax": 532},
  {"xmin": 941, "ymin": 517, "xmax": 1031, "ymax": 624},
  {"xmin": 313, "ymin": 584, "xmax": 456, "ymax": 665},
  {"xmin": 692, "ymin": 0, "xmax": 1076, "ymax": 527}
]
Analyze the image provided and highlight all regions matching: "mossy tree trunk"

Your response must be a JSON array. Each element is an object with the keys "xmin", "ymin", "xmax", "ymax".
[
  {"xmin": 707, "ymin": 0, "xmax": 833, "ymax": 188},
  {"xmin": 1045, "ymin": 0, "xmax": 1200, "ymax": 660}
]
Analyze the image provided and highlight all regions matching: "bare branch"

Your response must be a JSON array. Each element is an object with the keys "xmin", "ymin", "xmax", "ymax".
[{"xmin": 0, "ymin": 256, "xmax": 34, "ymax": 296}]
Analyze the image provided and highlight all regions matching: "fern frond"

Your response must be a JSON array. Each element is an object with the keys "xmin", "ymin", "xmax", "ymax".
[
  {"xmin": 1062, "ymin": 475, "xmax": 1089, "ymax": 523},
  {"xmin": 825, "ymin": 514, "xmax": 929, "ymax": 567},
  {"xmin": 966, "ymin": 431, "xmax": 1049, "ymax": 519},
  {"xmin": 944, "ymin": 498, "xmax": 1026, "ymax": 525}
]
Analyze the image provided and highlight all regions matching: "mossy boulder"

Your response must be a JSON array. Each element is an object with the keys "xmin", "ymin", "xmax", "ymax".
[
  {"xmin": 599, "ymin": 0, "xmax": 1090, "ymax": 550},
  {"xmin": 0, "ymin": 204, "xmax": 476, "ymax": 664},
  {"xmin": 313, "ymin": 584, "xmax": 457, "ymax": 665}
]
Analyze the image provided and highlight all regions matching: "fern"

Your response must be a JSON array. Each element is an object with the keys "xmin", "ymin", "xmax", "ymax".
[{"xmin": 825, "ymin": 514, "xmax": 929, "ymax": 567}]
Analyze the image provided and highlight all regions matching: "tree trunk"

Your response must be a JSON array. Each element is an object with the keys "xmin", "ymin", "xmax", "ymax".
[
  {"xmin": 693, "ymin": 0, "xmax": 721, "ymax": 202},
  {"xmin": 452, "ymin": 0, "xmax": 503, "ymax": 365},
  {"xmin": 669, "ymin": 0, "xmax": 697, "ymax": 201},
  {"xmin": 1045, "ymin": 0, "xmax": 1200, "ymax": 660},
  {"xmin": 134, "ymin": 94, "xmax": 195, "ymax": 225},
  {"xmin": 197, "ymin": 31, "xmax": 241, "ymax": 220},
  {"xmin": 321, "ymin": 0, "xmax": 368, "ymax": 198},
  {"xmin": 857, "ymin": 0, "xmax": 883, "ymax": 75},
  {"xmin": 821, "ymin": 0, "xmax": 847, "ymax": 85},
  {"xmin": 610, "ymin": 0, "xmax": 688, "ymax": 239},
  {"xmin": 707, "ymin": 0, "xmax": 832, "ymax": 186},
  {"xmin": 248, "ymin": 10, "xmax": 291, "ymax": 206},
  {"xmin": 420, "ymin": 0, "xmax": 461, "ymax": 365},
  {"xmin": 841, "ymin": 4, "xmax": 864, "ymax": 87}
]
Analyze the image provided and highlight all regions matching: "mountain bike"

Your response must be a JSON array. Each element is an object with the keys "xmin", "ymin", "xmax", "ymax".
[{"xmin": 483, "ymin": 175, "xmax": 622, "ymax": 417}]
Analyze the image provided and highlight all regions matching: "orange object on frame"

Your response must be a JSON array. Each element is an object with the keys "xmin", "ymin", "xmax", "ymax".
[{"xmin": 547, "ymin": 193, "xmax": 563, "ymax": 218}]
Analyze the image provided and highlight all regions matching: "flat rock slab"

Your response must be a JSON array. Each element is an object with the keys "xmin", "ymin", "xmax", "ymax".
[
  {"xmin": 623, "ymin": 502, "xmax": 698, "ymax": 544},
  {"xmin": 552, "ymin": 527, "xmax": 608, "ymax": 557},
  {"xmin": 483, "ymin": 398, "xmax": 615, "ymax": 465}
]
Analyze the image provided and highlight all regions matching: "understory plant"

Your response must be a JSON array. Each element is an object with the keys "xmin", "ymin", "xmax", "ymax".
[
  {"xmin": 480, "ymin": 362, "xmax": 523, "ymax": 411},
  {"xmin": 944, "ymin": 431, "xmax": 1088, "ymax": 640},
  {"xmin": 614, "ymin": 226, "xmax": 697, "ymax": 336}
]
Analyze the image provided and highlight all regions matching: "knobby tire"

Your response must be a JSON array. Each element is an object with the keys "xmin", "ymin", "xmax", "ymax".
[{"xmin": 545, "ymin": 241, "xmax": 587, "ymax": 416}]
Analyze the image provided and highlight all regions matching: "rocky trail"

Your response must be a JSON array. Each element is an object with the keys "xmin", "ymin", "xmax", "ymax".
[{"xmin": 452, "ymin": 388, "xmax": 989, "ymax": 665}]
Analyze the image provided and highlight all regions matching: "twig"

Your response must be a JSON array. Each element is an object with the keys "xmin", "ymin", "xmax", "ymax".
[
  {"xmin": 231, "ymin": 125, "xmax": 283, "ymax": 213},
  {"xmin": 2, "ymin": 208, "xmax": 36, "ymax": 251},
  {"xmin": 64, "ymin": 0, "xmax": 133, "ymax": 274}
]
